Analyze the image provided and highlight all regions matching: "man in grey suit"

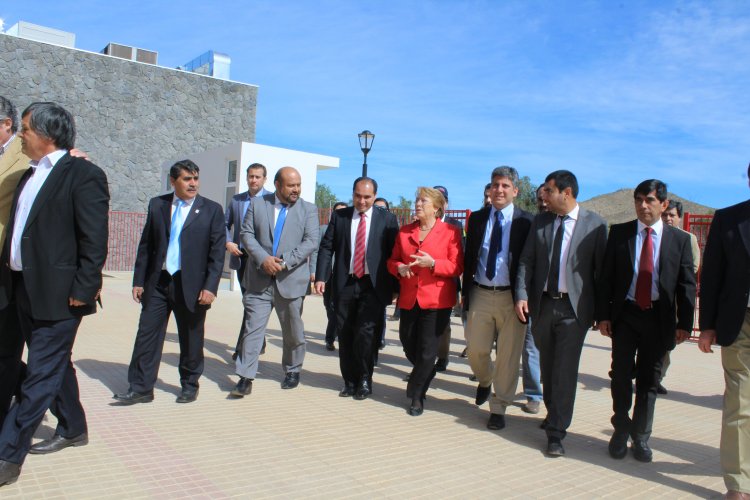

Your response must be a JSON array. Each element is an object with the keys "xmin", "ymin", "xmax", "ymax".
[
  {"xmin": 231, "ymin": 166, "xmax": 319, "ymax": 396},
  {"xmin": 515, "ymin": 169, "xmax": 608, "ymax": 457},
  {"xmin": 225, "ymin": 163, "xmax": 271, "ymax": 359}
]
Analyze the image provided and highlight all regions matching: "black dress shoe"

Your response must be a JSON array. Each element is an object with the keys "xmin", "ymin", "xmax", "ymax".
[
  {"xmin": 632, "ymin": 439, "xmax": 653, "ymax": 462},
  {"xmin": 112, "ymin": 390, "xmax": 154, "ymax": 405},
  {"xmin": 469, "ymin": 374, "xmax": 477, "ymax": 382},
  {"xmin": 540, "ymin": 418, "xmax": 549, "ymax": 429},
  {"xmin": 325, "ymin": 342, "xmax": 336, "ymax": 351},
  {"xmin": 230, "ymin": 377, "xmax": 253, "ymax": 398},
  {"xmin": 546, "ymin": 437, "xmax": 565, "ymax": 457},
  {"xmin": 353, "ymin": 380, "xmax": 371, "ymax": 400},
  {"xmin": 281, "ymin": 372, "xmax": 300, "ymax": 389},
  {"xmin": 0, "ymin": 460, "xmax": 21, "ymax": 487},
  {"xmin": 339, "ymin": 382, "xmax": 355, "ymax": 397},
  {"xmin": 657, "ymin": 383, "xmax": 668, "ymax": 395},
  {"xmin": 29, "ymin": 433, "xmax": 88, "ymax": 455},
  {"xmin": 487, "ymin": 413, "xmax": 506, "ymax": 430},
  {"xmin": 460, "ymin": 347, "xmax": 468, "ymax": 358},
  {"xmin": 408, "ymin": 398, "xmax": 424, "ymax": 416},
  {"xmin": 608, "ymin": 431, "xmax": 629, "ymax": 459},
  {"xmin": 261, "ymin": 338, "xmax": 267, "ymax": 354},
  {"xmin": 475, "ymin": 384, "xmax": 491, "ymax": 405},
  {"xmin": 176, "ymin": 389, "xmax": 198, "ymax": 403},
  {"xmin": 435, "ymin": 358, "xmax": 448, "ymax": 372},
  {"xmin": 379, "ymin": 340, "xmax": 386, "ymax": 350},
  {"xmin": 231, "ymin": 351, "xmax": 238, "ymax": 361}
]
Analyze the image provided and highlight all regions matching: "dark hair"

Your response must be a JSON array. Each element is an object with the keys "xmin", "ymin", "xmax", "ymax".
[
  {"xmin": 0, "ymin": 96, "xmax": 18, "ymax": 134},
  {"xmin": 22, "ymin": 102, "xmax": 76, "ymax": 150},
  {"xmin": 491, "ymin": 166, "xmax": 519, "ymax": 186},
  {"xmin": 536, "ymin": 185, "xmax": 544, "ymax": 195},
  {"xmin": 484, "ymin": 183, "xmax": 491, "ymax": 191},
  {"xmin": 666, "ymin": 199, "xmax": 683, "ymax": 218},
  {"xmin": 169, "ymin": 159, "xmax": 200, "ymax": 179},
  {"xmin": 352, "ymin": 176, "xmax": 378, "ymax": 194},
  {"xmin": 246, "ymin": 162, "xmax": 267, "ymax": 177},
  {"xmin": 747, "ymin": 163, "xmax": 750, "ymax": 179},
  {"xmin": 545, "ymin": 170, "xmax": 579, "ymax": 198},
  {"xmin": 333, "ymin": 202, "xmax": 347, "ymax": 210},
  {"xmin": 374, "ymin": 197, "xmax": 389, "ymax": 210},
  {"xmin": 634, "ymin": 179, "xmax": 668, "ymax": 202}
]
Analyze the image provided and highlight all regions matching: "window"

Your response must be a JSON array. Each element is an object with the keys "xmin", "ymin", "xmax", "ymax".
[{"xmin": 227, "ymin": 160, "xmax": 237, "ymax": 183}]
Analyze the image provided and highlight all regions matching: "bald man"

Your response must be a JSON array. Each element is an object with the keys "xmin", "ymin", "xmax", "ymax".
[{"xmin": 231, "ymin": 167, "xmax": 319, "ymax": 395}]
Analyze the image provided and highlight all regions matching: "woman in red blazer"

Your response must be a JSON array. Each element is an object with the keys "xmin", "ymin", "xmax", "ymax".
[{"xmin": 387, "ymin": 187, "xmax": 464, "ymax": 416}]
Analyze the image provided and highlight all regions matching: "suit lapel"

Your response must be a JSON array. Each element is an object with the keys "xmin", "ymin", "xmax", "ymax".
[
  {"xmin": 627, "ymin": 220, "xmax": 638, "ymax": 268},
  {"xmin": 182, "ymin": 195, "xmax": 204, "ymax": 231},
  {"xmin": 161, "ymin": 196, "xmax": 172, "ymax": 238},
  {"xmin": 266, "ymin": 194, "xmax": 276, "ymax": 235},
  {"xmin": 367, "ymin": 209, "xmax": 382, "ymax": 256},
  {"xmin": 23, "ymin": 154, "xmax": 72, "ymax": 233},
  {"xmin": 738, "ymin": 211, "xmax": 750, "ymax": 257}
]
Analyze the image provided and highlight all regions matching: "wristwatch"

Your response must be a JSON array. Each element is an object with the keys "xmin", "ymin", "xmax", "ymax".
[{"xmin": 280, "ymin": 260, "xmax": 287, "ymax": 270}]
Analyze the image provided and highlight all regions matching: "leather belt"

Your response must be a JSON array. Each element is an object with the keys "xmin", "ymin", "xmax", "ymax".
[
  {"xmin": 475, "ymin": 282, "xmax": 511, "ymax": 291},
  {"xmin": 544, "ymin": 292, "xmax": 569, "ymax": 300}
]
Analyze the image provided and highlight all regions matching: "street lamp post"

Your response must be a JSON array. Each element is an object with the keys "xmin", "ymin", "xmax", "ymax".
[{"xmin": 358, "ymin": 130, "xmax": 374, "ymax": 177}]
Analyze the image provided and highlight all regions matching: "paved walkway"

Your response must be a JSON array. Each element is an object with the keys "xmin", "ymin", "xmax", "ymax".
[{"xmin": 2, "ymin": 272, "xmax": 726, "ymax": 498}]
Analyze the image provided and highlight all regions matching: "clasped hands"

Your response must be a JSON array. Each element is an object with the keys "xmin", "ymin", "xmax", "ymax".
[
  {"xmin": 261, "ymin": 256, "xmax": 285, "ymax": 276},
  {"xmin": 397, "ymin": 250, "xmax": 435, "ymax": 279}
]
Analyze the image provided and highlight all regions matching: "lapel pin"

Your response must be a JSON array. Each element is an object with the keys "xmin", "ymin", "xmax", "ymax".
[{"xmin": 195, "ymin": 209, "xmax": 200, "ymax": 213}]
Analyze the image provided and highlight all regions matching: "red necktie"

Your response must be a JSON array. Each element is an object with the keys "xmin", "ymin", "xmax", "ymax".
[
  {"xmin": 635, "ymin": 227, "xmax": 654, "ymax": 310},
  {"xmin": 353, "ymin": 212, "xmax": 367, "ymax": 278}
]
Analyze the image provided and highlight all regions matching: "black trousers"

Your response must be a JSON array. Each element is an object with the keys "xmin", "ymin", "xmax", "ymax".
[
  {"xmin": 0, "ymin": 272, "xmax": 85, "ymax": 465},
  {"xmin": 610, "ymin": 301, "xmax": 666, "ymax": 441},
  {"xmin": 533, "ymin": 295, "xmax": 588, "ymax": 440},
  {"xmin": 336, "ymin": 276, "xmax": 383, "ymax": 385},
  {"xmin": 399, "ymin": 304, "xmax": 451, "ymax": 401},
  {"xmin": 323, "ymin": 281, "xmax": 337, "ymax": 345},
  {"xmin": 128, "ymin": 271, "xmax": 206, "ymax": 393},
  {"xmin": 0, "ymin": 301, "xmax": 24, "ymax": 429}
]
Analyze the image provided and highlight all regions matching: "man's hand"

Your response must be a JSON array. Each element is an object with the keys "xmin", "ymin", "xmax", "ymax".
[
  {"xmin": 261, "ymin": 256, "xmax": 284, "ymax": 276},
  {"xmin": 314, "ymin": 281, "xmax": 325, "ymax": 295},
  {"xmin": 675, "ymin": 329, "xmax": 690, "ymax": 344},
  {"xmin": 599, "ymin": 320, "xmax": 613, "ymax": 337},
  {"xmin": 132, "ymin": 287, "xmax": 144, "ymax": 303},
  {"xmin": 226, "ymin": 242, "xmax": 242, "ymax": 256},
  {"xmin": 198, "ymin": 290, "xmax": 216, "ymax": 305},
  {"xmin": 514, "ymin": 300, "xmax": 529, "ymax": 323},
  {"xmin": 69, "ymin": 297, "xmax": 86, "ymax": 307},
  {"xmin": 310, "ymin": 273, "xmax": 315, "ymax": 283},
  {"xmin": 698, "ymin": 329, "xmax": 717, "ymax": 353},
  {"xmin": 69, "ymin": 148, "xmax": 89, "ymax": 160}
]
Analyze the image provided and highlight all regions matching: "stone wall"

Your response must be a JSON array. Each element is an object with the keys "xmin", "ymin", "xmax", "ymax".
[{"xmin": 0, "ymin": 34, "xmax": 257, "ymax": 211}]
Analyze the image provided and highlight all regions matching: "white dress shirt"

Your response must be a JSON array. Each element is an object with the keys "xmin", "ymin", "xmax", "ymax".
[
  {"xmin": 349, "ymin": 206, "xmax": 374, "ymax": 275},
  {"xmin": 626, "ymin": 219, "xmax": 663, "ymax": 302},
  {"xmin": 0, "ymin": 134, "xmax": 15, "ymax": 157},
  {"xmin": 545, "ymin": 203, "xmax": 580, "ymax": 294},
  {"xmin": 10, "ymin": 149, "xmax": 67, "ymax": 271}
]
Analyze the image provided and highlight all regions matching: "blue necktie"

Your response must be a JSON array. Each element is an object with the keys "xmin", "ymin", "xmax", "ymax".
[
  {"xmin": 485, "ymin": 210, "xmax": 504, "ymax": 280},
  {"xmin": 272, "ymin": 204, "xmax": 287, "ymax": 256},
  {"xmin": 166, "ymin": 200, "xmax": 186, "ymax": 274}
]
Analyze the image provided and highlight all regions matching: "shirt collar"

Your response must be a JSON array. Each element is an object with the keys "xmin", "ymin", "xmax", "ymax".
[
  {"xmin": 30, "ymin": 149, "xmax": 67, "ymax": 170},
  {"xmin": 562, "ymin": 204, "xmax": 580, "ymax": 220},
  {"xmin": 0, "ymin": 134, "xmax": 16, "ymax": 155},
  {"xmin": 357, "ymin": 206, "xmax": 374, "ymax": 218},
  {"xmin": 490, "ymin": 203, "xmax": 514, "ymax": 221},
  {"xmin": 275, "ymin": 194, "xmax": 289, "ymax": 207},
  {"xmin": 637, "ymin": 218, "xmax": 663, "ymax": 235},
  {"xmin": 173, "ymin": 194, "xmax": 196, "ymax": 207}
]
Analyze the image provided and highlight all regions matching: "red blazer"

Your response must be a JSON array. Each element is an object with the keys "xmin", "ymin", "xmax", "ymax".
[{"xmin": 387, "ymin": 219, "xmax": 464, "ymax": 310}]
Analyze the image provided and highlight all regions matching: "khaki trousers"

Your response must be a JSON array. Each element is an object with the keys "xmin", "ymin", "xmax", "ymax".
[
  {"xmin": 721, "ymin": 310, "xmax": 750, "ymax": 493},
  {"xmin": 466, "ymin": 287, "xmax": 526, "ymax": 414}
]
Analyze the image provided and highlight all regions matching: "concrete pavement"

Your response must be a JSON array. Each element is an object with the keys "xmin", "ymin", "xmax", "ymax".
[{"xmin": 1, "ymin": 272, "xmax": 726, "ymax": 498}]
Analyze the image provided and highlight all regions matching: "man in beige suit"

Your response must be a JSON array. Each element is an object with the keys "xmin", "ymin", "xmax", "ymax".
[{"xmin": 0, "ymin": 96, "xmax": 28, "ymax": 428}]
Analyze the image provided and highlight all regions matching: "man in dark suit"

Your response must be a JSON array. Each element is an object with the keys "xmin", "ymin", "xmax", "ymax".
[
  {"xmin": 231, "ymin": 167, "xmax": 318, "ymax": 396},
  {"xmin": 0, "ymin": 102, "xmax": 109, "ymax": 486},
  {"xmin": 515, "ymin": 169, "xmax": 608, "ymax": 457},
  {"xmin": 315, "ymin": 177, "xmax": 399, "ymax": 399},
  {"xmin": 113, "ymin": 159, "xmax": 225, "ymax": 405},
  {"xmin": 225, "ymin": 163, "xmax": 271, "ymax": 359},
  {"xmin": 463, "ymin": 166, "xmax": 533, "ymax": 430},
  {"xmin": 598, "ymin": 179, "xmax": 695, "ymax": 463},
  {"xmin": 698, "ymin": 165, "xmax": 750, "ymax": 498}
]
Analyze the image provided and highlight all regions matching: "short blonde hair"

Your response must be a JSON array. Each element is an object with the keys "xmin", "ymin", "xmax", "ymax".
[{"xmin": 415, "ymin": 186, "xmax": 446, "ymax": 219}]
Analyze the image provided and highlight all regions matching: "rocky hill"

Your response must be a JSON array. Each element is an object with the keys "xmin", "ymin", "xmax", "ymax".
[{"xmin": 580, "ymin": 188, "xmax": 714, "ymax": 226}]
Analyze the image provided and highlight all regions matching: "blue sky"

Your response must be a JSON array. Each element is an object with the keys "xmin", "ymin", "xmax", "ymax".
[{"xmin": 3, "ymin": 1, "xmax": 749, "ymax": 211}]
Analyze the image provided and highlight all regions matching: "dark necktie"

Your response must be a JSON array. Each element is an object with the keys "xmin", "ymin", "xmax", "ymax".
[
  {"xmin": 635, "ymin": 227, "xmax": 654, "ymax": 310},
  {"xmin": 352, "ymin": 212, "xmax": 367, "ymax": 277},
  {"xmin": 485, "ymin": 210, "xmax": 504, "ymax": 280},
  {"xmin": 548, "ymin": 215, "xmax": 566, "ymax": 295}
]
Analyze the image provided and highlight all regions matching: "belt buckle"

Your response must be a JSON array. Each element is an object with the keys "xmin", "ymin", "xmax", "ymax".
[{"xmin": 548, "ymin": 292, "xmax": 563, "ymax": 300}]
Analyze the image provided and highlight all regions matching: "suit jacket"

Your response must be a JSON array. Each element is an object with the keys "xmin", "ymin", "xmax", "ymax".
[
  {"xmin": 0, "ymin": 137, "xmax": 29, "ymax": 247},
  {"xmin": 387, "ymin": 219, "xmax": 464, "ymax": 310},
  {"xmin": 699, "ymin": 200, "xmax": 750, "ymax": 346},
  {"xmin": 241, "ymin": 193, "xmax": 318, "ymax": 299},
  {"xmin": 515, "ymin": 207, "xmax": 608, "ymax": 330},
  {"xmin": 224, "ymin": 188, "xmax": 270, "ymax": 270},
  {"xmin": 462, "ymin": 205, "xmax": 533, "ymax": 309},
  {"xmin": 133, "ymin": 193, "xmax": 226, "ymax": 313},
  {"xmin": 0, "ymin": 153, "xmax": 109, "ymax": 318},
  {"xmin": 316, "ymin": 206, "xmax": 399, "ymax": 306},
  {"xmin": 597, "ymin": 220, "xmax": 696, "ymax": 351}
]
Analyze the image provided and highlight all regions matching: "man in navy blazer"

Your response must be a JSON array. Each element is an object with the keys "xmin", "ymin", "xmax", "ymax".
[
  {"xmin": 114, "ymin": 160, "xmax": 225, "ymax": 406},
  {"xmin": 0, "ymin": 103, "xmax": 109, "ymax": 486},
  {"xmin": 699, "ymin": 165, "xmax": 750, "ymax": 498},
  {"xmin": 225, "ymin": 163, "xmax": 271, "ymax": 359},
  {"xmin": 598, "ymin": 179, "xmax": 695, "ymax": 463}
]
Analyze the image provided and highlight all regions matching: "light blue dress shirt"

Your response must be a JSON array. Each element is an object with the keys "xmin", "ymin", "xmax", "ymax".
[{"xmin": 476, "ymin": 203, "xmax": 514, "ymax": 287}]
